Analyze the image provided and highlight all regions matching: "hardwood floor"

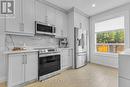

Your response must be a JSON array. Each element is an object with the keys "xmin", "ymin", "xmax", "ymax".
[{"xmin": 0, "ymin": 63, "xmax": 118, "ymax": 87}]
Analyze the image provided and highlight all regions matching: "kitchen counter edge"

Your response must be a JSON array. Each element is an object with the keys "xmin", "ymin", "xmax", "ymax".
[{"xmin": 4, "ymin": 50, "xmax": 39, "ymax": 55}]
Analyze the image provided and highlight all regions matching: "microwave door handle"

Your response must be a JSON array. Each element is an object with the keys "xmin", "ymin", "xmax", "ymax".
[{"xmin": 53, "ymin": 27, "xmax": 56, "ymax": 33}]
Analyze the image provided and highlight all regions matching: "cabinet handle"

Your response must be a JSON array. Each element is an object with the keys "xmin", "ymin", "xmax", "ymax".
[
  {"xmin": 24, "ymin": 55, "xmax": 27, "ymax": 64},
  {"xmin": 22, "ymin": 55, "xmax": 24, "ymax": 64},
  {"xmin": 19, "ymin": 23, "xmax": 24, "ymax": 32},
  {"xmin": 80, "ymin": 23, "xmax": 82, "ymax": 29},
  {"xmin": 68, "ymin": 50, "xmax": 70, "ymax": 56}
]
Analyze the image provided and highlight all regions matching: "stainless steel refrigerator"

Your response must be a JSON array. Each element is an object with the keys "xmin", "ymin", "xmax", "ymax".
[{"xmin": 74, "ymin": 27, "xmax": 87, "ymax": 69}]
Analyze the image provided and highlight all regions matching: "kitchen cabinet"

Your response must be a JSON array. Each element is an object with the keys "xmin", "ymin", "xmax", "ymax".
[
  {"xmin": 56, "ymin": 10, "xmax": 67, "ymax": 37},
  {"xmin": 35, "ymin": 0, "xmax": 46, "ymax": 23},
  {"xmin": 25, "ymin": 52, "xmax": 38, "ymax": 82},
  {"xmin": 60, "ymin": 49, "xmax": 73, "ymax": 70},
  {"xmin": 46, "ymin": 6, "xmax": 56, "ymax": 25},
  {"xmin": 8, "ymin": 53, "xmax": 24, "ymax": 87},
  {"xmin": 23, "ymin": 0, "xmax": 35, "ymax": 34},
  {"xmin": 7, "ymin": 52, "xmax": 38, "ymax": 87},
  {"xmin": 5, "ymin": 0, "xmax": 22, "ymax": 33},
  {"xmin": 119, "ymin": 78, "xmax": 130, "ymax": 87},
  {"xmin": 119, "ymin": 53, "xmax": 130, "ymax": 87},
  {"xmin": 74, "ymin": 12, "xmax": 81, "ymax": 28},
  {"xmin": 35, "ymin": 1, "xmax": 56, "ymax": 25},
  {"xmin": 35, "ymin": 1, "xmax": 68, "ymax": 37},
  {"xmin": 5, "ymin": 0, "xmax": 35, "ymax": 35},
  {"xmin": 74, "ymin": 12, "xmax": 88, "ymax": 31}
]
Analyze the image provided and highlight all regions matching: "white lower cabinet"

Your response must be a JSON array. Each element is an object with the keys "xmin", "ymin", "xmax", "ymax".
[
  {"xmin": 60, "ymin": 49, "xmax": 73, "ymax": 70},
  {"xmin": 8, "ymin": 54, "xmax": 25, "ymax": 87},
  {"xmin": 25, "ymin": 52, "xmax": 38, "ymax": 82},
  {"xmin": 119, "ymin": 77, "xmax": 130, "ymax": 87},
  {"xmin": 119, "ymin": 54, "xmax": 130, "ymax": 87},
  {"xmin": 8, "ymin": 52, "xmax": 38, "ymax": 87}
]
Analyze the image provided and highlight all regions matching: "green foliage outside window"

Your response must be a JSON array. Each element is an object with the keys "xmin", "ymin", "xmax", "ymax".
[{"xmin": 96, "ymin": 29, "xmax": 124, "ymax": 43}]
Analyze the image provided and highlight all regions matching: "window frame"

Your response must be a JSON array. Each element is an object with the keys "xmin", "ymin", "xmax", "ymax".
[
  {"xmin": 91, "ymin": 11, "xmax": 130, "ymax": 56},
  {"xmin": 95, "ymin": 27, "xmax": 125, "ymax": 54}
]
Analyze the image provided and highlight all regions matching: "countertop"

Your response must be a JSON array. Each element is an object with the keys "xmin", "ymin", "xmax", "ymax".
[
  {"xmin": 4, "ymin": 47, "xmax": 73, "ymax": 55},
  {"xmin": 58, "ymin": 48, "xmax": 73, "ymax": 50},
  {"xmin": 4, "ymin": 50, "xmax": 38, "ymax": 55}
]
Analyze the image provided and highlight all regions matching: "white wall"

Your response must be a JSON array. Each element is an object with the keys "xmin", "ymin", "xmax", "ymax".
[
  {"xmin": 90, "ymin": 3, "xmax": 130, "ymax": 68},
  {"xmin": 0, "ymin": 17, "xmax": 6, "ymax": 82}
]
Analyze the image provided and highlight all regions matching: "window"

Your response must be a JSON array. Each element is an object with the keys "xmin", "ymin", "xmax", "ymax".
[{"xmin": 95, "ymin": 16, "xmax": 125, "ymax": 53}]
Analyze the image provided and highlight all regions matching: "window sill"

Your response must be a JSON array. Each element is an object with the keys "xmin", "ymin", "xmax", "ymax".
[{"xmin": 95, "ymin": 52, "xmax": 118, "ymax": 57}]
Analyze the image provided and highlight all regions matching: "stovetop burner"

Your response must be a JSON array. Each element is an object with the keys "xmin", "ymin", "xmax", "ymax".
[{"xmin": 34, "ymin": 48, "xmax": 59, "ymax": 54}]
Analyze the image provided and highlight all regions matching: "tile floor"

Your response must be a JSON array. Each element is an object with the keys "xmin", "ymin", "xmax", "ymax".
[{"xmin": 0, "ymin": 63, "xmax": 118, "ymax": 87}]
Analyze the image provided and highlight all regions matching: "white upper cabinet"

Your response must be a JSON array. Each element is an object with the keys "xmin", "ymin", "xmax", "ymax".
[
  {"xmin": 5, "ymin": 0, "xmax": 67, "ymax": 36},
  {"xmin": 56, "ymin": 10, "xmax": 67, "ymax": 37},
  {"xmin": 5, "ymin": 0, "xmax": 22, "ymax": 33},
  {"xmin": 62, "ymin": 13, "xmax": 68, "ymax": 37},
  {"xmin": 74, "ymin": 12, "xmax": 81, "ymax": 28},
  {"xmin": 46, "ymin": 6, "xmax": 56, "ymax": 25},
  {"xmin": 56, "ymin": 10, "xmax": 63, "ymax": 37},
  {"xmin": 23, "ymin": 0, "xmax": 35, "ymax": 34},
  {"xmin": 35, "ymin": 1, "xmax": 56, "ymax": 25},
  {"xmin": 35, "ymin": 1, "xmax": 46, "ymax": 23},
  {"xmin": 74, "ymin": 12, "xmax": 88, "ymax": 30},
  {"xmin": 5, "ymin": 0, "xmax": 35, "ymax": 35}
]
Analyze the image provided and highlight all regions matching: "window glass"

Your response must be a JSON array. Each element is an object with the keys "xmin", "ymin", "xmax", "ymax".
[{"xmin": 95, "ymin": 16, "xmax": 125, "ymax": 53}]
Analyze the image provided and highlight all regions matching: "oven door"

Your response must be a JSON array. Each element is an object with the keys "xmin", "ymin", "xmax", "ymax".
[{"xmin": 38, "ymin": 53, "xmax": 60, "ymax": 77}]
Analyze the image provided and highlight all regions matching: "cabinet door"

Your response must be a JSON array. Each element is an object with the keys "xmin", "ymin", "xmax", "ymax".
[
  {"xmin": 25, "ymin": 52, "xmax": 38, "ymax": 82},
  {"xmin": 119, "ymin": 78, "xmax": 130, "ymax": 87},
  {"xmin": 61, "ymin": 49, "xmax": 72, "ymax": 69},
  {"xmin": 61, "ymin": 49, "xmax": 68, "ymax": 69},
  {"xmin": 68, "ymin": 49, "xmax": 73, "ymax": 67},
  {"xmin": 23, "ymin": 0, "xmax": 35, "ymax": 34},
  {"xmin": 74, "ymin": 12, "xmax": 81, "ymax": 28},
  {"xmin": 56, "ymin": 10, "xmax": 63, "ymax": 37},
  {"xmin": 35, "ymin": 1, "xmax": 46, "ymax": 23},
  {"xmin": 119, "ymin": 55, "xmax": 130, "ymax": 79},
  {"xmin": 46, "ymin": 6, "xmax": 56, "ymax": 25},
  {"xmin": 8, "ymin": 54, "xmax": 24, "ymax": 87},
  {"xmin": 62, "ymin": 13, "xmax": 68, "ymax": 37},
  {"xmin": 5, "ymin": 0, "xmax": 23, "ymax": 33},
  {"xmin": 56, "ymin": 10, "xmax": 67, "ymax": 37}
]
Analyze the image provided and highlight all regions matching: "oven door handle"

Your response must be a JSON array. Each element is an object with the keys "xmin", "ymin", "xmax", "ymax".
[
  {"xmin": 46, "ymin": 59, "xmax": 56, "ymax": 63},
  {"xmin": 39, "ymin": 53, "xmax": 60, "ymax": 57}
]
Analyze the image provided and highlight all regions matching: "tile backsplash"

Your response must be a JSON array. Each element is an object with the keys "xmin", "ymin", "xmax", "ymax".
[{"xmin": 5, "ymin": 34, "xmax": 58, "ymax": 50}]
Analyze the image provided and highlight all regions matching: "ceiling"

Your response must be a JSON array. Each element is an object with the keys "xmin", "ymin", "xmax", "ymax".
[{"xmin": 46, "ymin": 0, "xmax": 130, "ymax": 16}]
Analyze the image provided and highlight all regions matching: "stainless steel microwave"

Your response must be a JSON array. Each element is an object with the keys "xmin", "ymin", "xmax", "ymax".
[{"xmin": 35, "ymin": 21, "xmax": 56, "ymax": 36}]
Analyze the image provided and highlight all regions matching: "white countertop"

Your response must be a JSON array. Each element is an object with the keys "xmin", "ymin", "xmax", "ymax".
[
  {"xmin": 119, "ymin": 49, "xmax": 130, "ymax": 55},
  {"xmin": 58, "ymin": 48, "xmax": 73, "ymax": 50},
  {"xmin": 4, "ymin": 47, "xmax": 73, "ymax": 55},
  {"xmin": 4, "ymin": 50, "xmax": 38, "ymax": 55}
]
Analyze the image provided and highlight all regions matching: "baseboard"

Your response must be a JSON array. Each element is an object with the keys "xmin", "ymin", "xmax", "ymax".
[
  {"xmin": 0, "ymin": 76, "xmax": 6, "ymax": 83},
  {"xmin": 90, "ymin": 62, "xmax": 118, "ymax": 69},
  {"xmin": 60, "ymin": 66, "xmax": 72, "ymax": 72}
]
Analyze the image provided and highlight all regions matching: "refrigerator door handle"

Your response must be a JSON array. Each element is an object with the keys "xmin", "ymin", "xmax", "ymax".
[
  {"xmin": 77, "ymin": 39, "xmax": 80, "ymax": 46},
  {"xmin": 81, "ymin": 33, "xmax": 84, "ymax": 49}
]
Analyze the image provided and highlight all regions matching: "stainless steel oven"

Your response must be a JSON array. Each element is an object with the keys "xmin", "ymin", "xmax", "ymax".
[
  {"xmin": 35, "ymin": 21, "xmax": 56, "ymax": 36},
  {"xmin": 36, "ymin": 48, "xmax": 61, "ymax": 81}
]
